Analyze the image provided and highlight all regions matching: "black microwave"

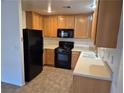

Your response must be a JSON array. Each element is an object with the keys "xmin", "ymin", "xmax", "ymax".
[{"xmin": 57, "ymin": 29, "xmax": 74, "ymax": 38}]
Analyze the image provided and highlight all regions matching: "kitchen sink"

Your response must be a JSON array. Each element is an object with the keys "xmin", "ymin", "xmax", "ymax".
[{"xmin": 81, "ymin": 51, "xmax": 97, "ymax": 58}]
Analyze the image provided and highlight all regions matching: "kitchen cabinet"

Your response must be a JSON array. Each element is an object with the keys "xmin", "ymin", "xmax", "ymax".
[
  {"xmin": 44, "ymin": 49, "xmax": 55, "ymax": 66},
  {"xmin": 26, "ymin": 11, "xmax": 43, "ymax": 30},
  {"xmin": 44, "ymin": 49, "xmax": 80, "ymax": 67},
  {"xmin": 75, "ymin": 15, "xmax": 92, "ymax": 38},
  {"xmin": 58, "ymin": 16, "xmax": 75, "ymax": 29},
  {"xmin": 73, "ymin": 75, "xmax": 111, "ymax": 93},
  {"xmin": 91, "ymin": 0, "xmax": 99, "ymax": 41},
  {"xmin": 71, "ymin": 51, "xmax": 80, "ymax": 69},
  {"xmin": 49, "ymin": 16, "xmax": 58, "ymax": 37},
  {"xmin": 95, "ymin": 0, "xmax": 122, "ymax": 48},
  {"xmin": 43, "ymin": 16, "xmax": 49, "ymax": 37},
  {"xmin": 43, "ymin": 16, "xmax": 58, "ymax": 37},
  {"xmin": 58, "ymin": 16, "xmax": 66, "ymax": 28},
  {"xmin": 44, "ymin": 15, "xmax": 75, "ymax": 37},
  {"xmin": 43, "ymin": 15, "xmax": 92, "ymax": 38},
  {"xmin": 43, "ymin": 49, "xmax": 46, "ymax": 65},
  {"xmin": 73, "ymin": 54, "xmax": 112, "ymax": 93}
]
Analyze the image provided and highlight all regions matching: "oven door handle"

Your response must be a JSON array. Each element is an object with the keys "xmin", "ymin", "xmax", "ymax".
[{"xmin": 55, "ymin": 51, "xmax": 71, "ymax": 55}]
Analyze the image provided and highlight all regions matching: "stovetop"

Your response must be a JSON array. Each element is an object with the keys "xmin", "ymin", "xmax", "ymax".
[{"xmin": 59, "ymin": 41, "xmax": 74, "ymax": 50}]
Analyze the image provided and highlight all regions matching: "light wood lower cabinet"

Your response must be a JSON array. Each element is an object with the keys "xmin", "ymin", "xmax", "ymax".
[
  {"xmin": 71, "ymin": 51, "xmax": 80, "ymax": 69},
  {"xmin": 43, "ymin": 49, "xmax": 80, "ymax": 68},
  {"xmin": 43, "ymin": 49, "xmax": 55, "ymax": 66},
  {"xmin": 73, "ymin": 75, "xmax": 111, "ymax": 93},
  {"xmin": 43, "ymin": 49, "xmax": 46, "ymax": 65}
]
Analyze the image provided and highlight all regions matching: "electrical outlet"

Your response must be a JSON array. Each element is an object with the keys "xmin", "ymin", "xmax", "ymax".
[{"xmin": 111, "ymin": 56, "xmax": 114, "ymax": 64}]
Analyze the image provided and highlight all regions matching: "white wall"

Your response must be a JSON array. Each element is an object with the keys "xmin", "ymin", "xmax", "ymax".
[
  {"xmin": 22, "ymin": 10, "xmax": 26, "ymax": 29},
  {"xmin": 116, "ymin": 54, "xmax": 123, "ymax": 93},
  {"xmin": 97, "ymin": 12, "xmax": 123, "ymax": 93},
  {"xmin": 1, "ymin": 0, "xmax": 25, "ymax": 86}
]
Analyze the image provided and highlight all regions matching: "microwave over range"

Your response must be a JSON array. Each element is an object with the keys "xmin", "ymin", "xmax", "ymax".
[{"xmin": 57, "ymin": 29, "xmax": 74, "ymax": 38}]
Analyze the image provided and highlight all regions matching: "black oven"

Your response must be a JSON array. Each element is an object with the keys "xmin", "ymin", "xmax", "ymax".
[
  {"xmin": 57, "ymin": 29, "xmax": 74, "ymax": 38},
  {"xmin": 55, "ymin": 48, "xmax": 71, "ymax": 69},
  {"xmin": 54, "ymin": 41, "xmax": 74, "ymax": 69}
]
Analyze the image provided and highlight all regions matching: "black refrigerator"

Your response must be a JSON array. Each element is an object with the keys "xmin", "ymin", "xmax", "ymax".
[{"xmin": 23, "ymin": 29, "xmax": 43, "ymax": 82}]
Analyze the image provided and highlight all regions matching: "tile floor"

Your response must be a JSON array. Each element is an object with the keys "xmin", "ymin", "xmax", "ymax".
[{"xmin": 1, "ymin": 66, "xmax": 73, "ymax": 93}]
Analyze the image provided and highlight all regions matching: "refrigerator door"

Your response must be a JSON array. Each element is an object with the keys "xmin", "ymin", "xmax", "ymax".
[{"xmin": 23, "ymin": 29, "xmax": 43, "ymax": 81}]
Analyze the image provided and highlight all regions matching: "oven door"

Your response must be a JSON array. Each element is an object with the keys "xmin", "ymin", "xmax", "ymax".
[{"xmin": 55, "ymin": 49, "xmax": 71, "ymax": 69}]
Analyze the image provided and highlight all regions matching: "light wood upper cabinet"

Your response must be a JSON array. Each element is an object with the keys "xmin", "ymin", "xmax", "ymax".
[
  {"xmin": 26, "ymin": 11, "xmax": 43, "ymax": 30},
  {"xmin": 58, "ymin": 16, "xmax": 75, "ymax": 29},
  {"xmin": 75, "ymin": 15, "xmax": 92, "ymax": 38},
  {"xmin": 43, "ymin": 16, "xmax": 58, "ymax": 37},
  {"xmin": 25, "ymin": 12, "xmax": 93, "ymax": 39},
  {"xmin": 43, "ymin": 16, "xmax": 50, "ymax": 37},
  {"xmin": 49, "ymin": 16, "xmax": 58, "ymax": 37},
  {"xmin": 65, "ymin": 16, "xmax": 75, "ymax": 28},
  {"xmin": 33, "ymin": 13, "xmax": 43, "ymax": 30},
  {"xmin": 58, "ymin": 16, "xmax": 66, "ymax": 28},
  {"xmin": 95, "ymin": 0, "xmax": 122, "ymax": 48},
  {"xmin": 91, "ymin": 0, "xmax": 99, "ymax": 41},
  {"xmin": 58, "ymin": 15, "xmax": 92, "ymax": 38}
]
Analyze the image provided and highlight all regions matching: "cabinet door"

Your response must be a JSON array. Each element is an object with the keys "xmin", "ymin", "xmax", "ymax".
[
  {"xmin": 71, "ymin": 51, "xmax": 80, "ymax": 69},
  {"xmin": 58, "ymin": 16, "xmax": 75, "ymax": 29},
  {"xmin": 65, "ymin": 16, "xmax": 75, "ymax": 28},
  {"xmin": 91, "ymin": 0, "xmax": 99, "ymax": 41},
  {"xmin": 26, "ymin": 11, "xmax": 33, "ymax": 29},
  {"xmin": 45, "ymin": 49, "xmax": 54, "ymax": 66},
  {"xmin": 26, "ymin": 11, "xmax": 43, "ymax": 30},
  {"xmin": 43, "ymin": 49, "xmax": 46, "ymax": 65},
  {"xmin": 49, "ymin": 16, "xmax": 58, "ymax": 37},
  {"xmin": 43, "ymin": 16, "xmax": 50, "ymax": 37},
  {"xmin": 73, "ymin": 75, "xmax": 111, "ymax": 93},
  {"xmin": 32, "ymin": 13, "xmax": 40, "ymax": 29},
  {"xmin": 38, "ymin": 15, "xmax": 43, "ymax": 30},
  {"xmin": 58, "ymin": 16, "xmax": 66, "ymax": 28},
  {"xmin": 75, "ymin": 15, "xmax": 91, "ymax": 38},
  {"xmin": 43, "ymin": 16, "xmax": 58, "ymax": 37},
  {"xmin": 95, "ymin": 0, "xmax": 122, "ymax": 48}
]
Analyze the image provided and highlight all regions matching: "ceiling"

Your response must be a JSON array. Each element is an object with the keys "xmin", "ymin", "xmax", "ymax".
[{"xmin": 22, "ymin": 0, "xmax": 96, "ymax": 15}]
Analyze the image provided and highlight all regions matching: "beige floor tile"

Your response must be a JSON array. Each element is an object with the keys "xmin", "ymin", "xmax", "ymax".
[{"xmin": 2, "ymin": 66, "xmax": 73, "ymax": 93}]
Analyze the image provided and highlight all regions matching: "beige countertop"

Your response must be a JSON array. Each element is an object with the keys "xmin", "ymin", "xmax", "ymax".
[
  {"xmin": 44, "ymin": 44, "xmax": 112, "ymax": 81},
  {"xmin": 44, "ymin": 44, "xmax": 58, "ymax": 49},
  {"xmin": 73, "ymin": 53, "xmax": 112, "ymax": 81}
]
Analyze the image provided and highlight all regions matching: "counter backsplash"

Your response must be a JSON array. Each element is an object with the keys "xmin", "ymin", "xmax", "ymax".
[{"xmin": 44, "ymin": 37, "xmax": 95, "ymax": 47}]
